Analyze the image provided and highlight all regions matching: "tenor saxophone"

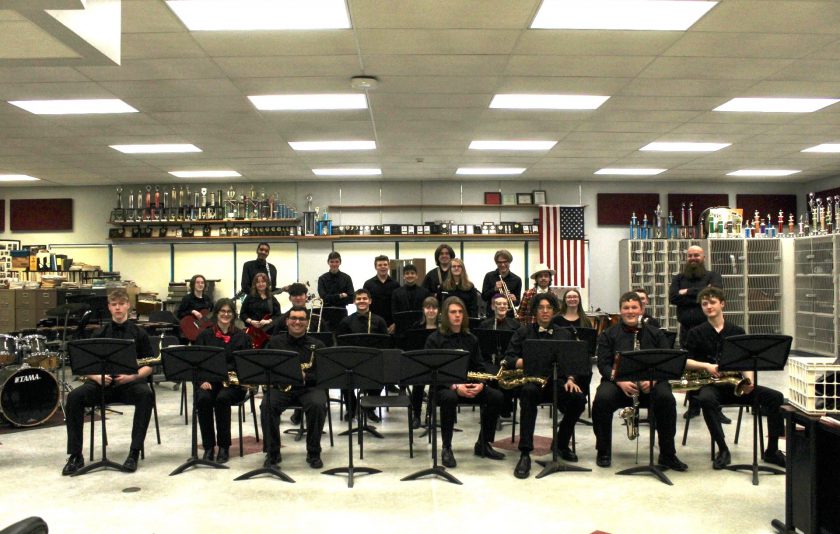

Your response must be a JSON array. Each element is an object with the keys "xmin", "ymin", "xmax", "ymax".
[{"xmin": 467, "ymin": 362, "xmax": 548, "ymax": 389}]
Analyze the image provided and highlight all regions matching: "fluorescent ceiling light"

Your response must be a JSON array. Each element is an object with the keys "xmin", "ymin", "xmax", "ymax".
[
  {"xmin": 640, "ymin": 142, "xmax": 730, "ymax": 152},
  {"xmin": 802, "ymin": 144, "xmax": 840, "ymax": 153},
  {"xmin": 289, "ymin": 141, "xmax": 375, "ymax": 151},
  {"xmin": 595, "ymin": 168, "xmax": 666, "ymax": 175},
  {"xmin": 166, "ymin": 0, "xmax": 351, "ymax": 31},
  {"xmin": 714, "ymin": 98, "xmax": 840, "ymax": 113},
  {"xmin": 8, "ymin": 99, "xmax": 138, "ymax": 115},
  {"xmin": 0, "ymin": 174, "xmax": 39, "ymax": 182},
  {"xmin": 249, "ymin": 94, "xmax": 367, "ymax": 111},
  {"xmin": 727, "ymin": 169, "xmax": 800, "ymax": 177},
  {"xmin": 312, "ymin": 168, "xmax": 382, "ymax": 176},
  {"xmin": 456, "ymin": 168, "xmax": 527, "ymax": 175},
  {"xmin": 531, "ymin": 0, "xmax": 717, "ymax": 31},
  {"xmin": 110, "ymin": 144, "xmax": 202, "ymax": 154},
  {"xmin": 169, "ymin": 170, "xmax": 241, "ymax": 178},
  {"xmin": 490, "ymin": 94, "xmax": 609, "ymax": 110},
  {"xmin": 469, "ymin": 140, "xmax": 557, "ymax": 151}
]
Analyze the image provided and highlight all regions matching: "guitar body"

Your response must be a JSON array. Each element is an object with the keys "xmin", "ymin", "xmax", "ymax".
[
  {"xmin": 180, "ymin": 309, "xmax": 213, "ymax": 342},
  {"xmin": 245, "ymin": 314, "xmax": 272, "ymax": 348}
]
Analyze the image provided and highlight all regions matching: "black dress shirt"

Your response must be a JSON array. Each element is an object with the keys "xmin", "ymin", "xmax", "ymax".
[
  {"xmin": 503, "ymin": 324, "xmax": 577, "ymax": 381},
  {"xmin": 363, "ymin": 275, "xmax": 400, "ymax": 325},
  {"xmin": 317, "ymin": 271, "xmax": 354, "ymax": 307},
  {"xmin": 92, "ymin": 320, "xmax": 153, "ymax": 361},
  {"xmin": 682, "ymin": 320, "xmax": 745, "ymax": 365},
  {"xmin": 176, "ymin": 293, "xmax": 213, "ymax": 319},
  {"xmin": 240, "ymin": 295, "xmax": 281, "ymax": 325},
  {"xmin": 422, "ymin": 267, "xmax": 450, "ymax": 296},
  {"xmin": 480, "ymin": 269, "xmax": 522, "ymax": 316},
  {"xmin": 668, "ymin": 270, "xmax": 723, "ymax": 330},
  {"xmin": 266, "ymin": 333, "xmax": 326, "ymax": 387},
  {"xmin": 335, "ymin": 312, "xmax": 388, "ymax": 336},
  {"xmin": 478, "ymin": 316, "xmax": 521, "ymax": 331},
  {"xmin": 595, "ymin": 323, "xmax": 670, "ymax": 380},
  {"xmin": 424, "ymin": 330, "xmax": 490, "ymax": 374},
  {"xmin": 240, "ymin": 259, "xmax": 277, "ymax": 295},
  {"xmin": 195, "ymin": 326, "xmax": 251, "ymax": 371},
  {"xmin": 391, "ymin": 284, "xmax": 430, "ymax": 314}
]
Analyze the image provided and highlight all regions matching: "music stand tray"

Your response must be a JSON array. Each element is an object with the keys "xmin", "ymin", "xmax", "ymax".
[
  {"xmin": 400, "ymin": 349, "xmax": 469, "ymax": 485},
  {"xmin": 719, "ymin": 334, "xmax": 791, "ymax": 486},
  {"xmin": 161, "ymin": 346, "xmax": 229, "ymax": 475},
  {"xmin": 67, "ymin": 339, "xmax": 138, "ymax": 476},
  {"xmin": 232, "ymin": 349, "xmax": 304, "ymax": 483},
  {"xmin": 613, "ymin": 349, "xmax": 687, "ymax": 486},
  {"xmin": 316, "ymin": 346, "xmax": 385, "ymax": 488},
  {"xmin": 474, "ymin": 329, "xmax": 515, "ymax": 368},
  {"xmin": 522, "ymin": 340, "xmax": 592, "ymax": 478}
]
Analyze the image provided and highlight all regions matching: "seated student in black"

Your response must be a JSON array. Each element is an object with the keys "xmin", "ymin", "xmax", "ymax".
[
  {"xmin": 194, "ymin": 298, "xmax": 251, "ymax": 464},
  {"xmin": 176, "ymin": 273, "xmax": 213, "ymax": 321},
  {"xmin": 683, "ymin": 287, "xmax": 785, "ymax": 469},
  {"xmin": 479, "ymin": 293, "xmax": 520, "ymax": 331},
  {"xmin": 62, "ymin": 288, "xmax": 154, "ymax": 475}
]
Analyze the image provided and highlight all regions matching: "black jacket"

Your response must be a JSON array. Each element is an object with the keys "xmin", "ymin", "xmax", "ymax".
[{"xmin": 668, "ymin": 270, "xmax": 723, "ymax": 330}]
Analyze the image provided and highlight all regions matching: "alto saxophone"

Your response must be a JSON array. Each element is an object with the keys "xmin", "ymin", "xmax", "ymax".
[{"xmin": 616, "ymin": 322, "xmax": 642, "ymax": 441}]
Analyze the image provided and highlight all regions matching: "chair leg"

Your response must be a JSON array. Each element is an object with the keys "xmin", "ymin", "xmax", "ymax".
[
  {"xmin": 150, "ymin": 383, "xmax": 161, "ymax": 445},
  {"xmin": 711, "ymin": 435, "xmax": 716, "ymax": 461},
  {"xmin": 511, "ymin": 397, "xmax": 518, "ymax": 443},
  {"xmin": 238, "ymin": 403, "xmax": 245, "ymax": 457},
  {"xmin": 758, "ymin": 411, "xmax": 765, "ymax": 455},
  {"xmin": 89, "ymin": 407, "xmax": 95, "ymax": 461},
  {"xmin": 250, "ymin": 394, "xmax": 260, "ymax": 443},
  {"xmin": 408, "ymin": 408, "xmax": 414, "ymax": 458},
  {"xmin": 681, "ymin": 412, "xmax": 690, "ymax": 446},
  {"xmin": 326, "ymin": 401, "xmax": 334, "ymax": 447},
  {"xmin": 734, "ymin": 406, "xmax": 744, "ymax": 444}
]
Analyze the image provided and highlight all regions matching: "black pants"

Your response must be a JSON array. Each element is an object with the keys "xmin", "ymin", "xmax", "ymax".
[
  {"xmin": 65, "ymin": 380, "xmax": 154, "ymax": 455},
  {"xmin": 517, "ymin": 382, "xmax": 586, "ymax": 453},
  {"xmin": 261, "ymin": 387, "xmax": 327, "ymax": 456},
  {"xmin": 697, "ymin": 383, "xmax": 784, "ymax": 450},
  {"xmin": 344, "ymin": 388, "xmax": 382, "ymax": 416},
  {"xmin": 411, "ymin": 385, "xmax": 425, "ymax": 419},
  {"xmin": 195, "ymin": 383, "xmax": 247, "ymax": 449},
  {"xmin": 592, "ymin": 380, "xmax": 677, "ymax": 456},
  {"xmin": 437, "ymin": 386, "xmax": 503, "ymax": 448}
]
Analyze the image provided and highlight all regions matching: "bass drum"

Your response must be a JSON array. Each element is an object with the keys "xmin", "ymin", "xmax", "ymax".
[{"xmin": 0, "ymin": 366, "xmax": 60, "ymax": 427}]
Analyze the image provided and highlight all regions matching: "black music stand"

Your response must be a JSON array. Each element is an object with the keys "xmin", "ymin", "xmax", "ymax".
[
  {"xmin": 319, "ymin": 307, "xmax": 348, "ymax": 332},
  {"xmin": 557, "ymin": 326, "xmax": 598, "ymax": 425},
  {"xmin": 613, "ymin": 349, "xmax": 687, "ymax": 486},
  {"xmin": 336, "ymin": 333, "xmax": 393, "ymax": 439},
  {"xmin": 161, "ymin": 345, "xmax": 229, "ymax": 475},
  {"xmin": 402, "ymin": 329, "xmax": 434, "ymax": 351},
  {"xmin": 522, "ymin": 340, "xmax": 593, "ymax": 478},
  {"xmin": 232, "ymin": 349, "xmax": 303, "ymax": 483},
  {"xmin": 46, "ymin": 303, "xmax": 90, "ymax": 415},
  {"xmin": 474, "ymin": 329, "xmax": 515, "ymax": 368},
  {"xmin": 400, "ymin": 349, "xmax": 469, "ymax": 485},
  {"xmin": 719, "ymin": 334, "xmax": 791, "ymax": 486},
  {"xmin": 67, "ymin": 339, "xmax": 138, "ymax": 476},
  {"xmin": 317, "ymin": 346, "xmax": 384, "ymax": 488},
  {"xmin": 393, "ymin": 310, "xmax": 423, "ymax": 335}
]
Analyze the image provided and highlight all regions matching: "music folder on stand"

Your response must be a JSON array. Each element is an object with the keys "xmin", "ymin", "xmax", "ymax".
[
  {"xmin": 67, "ymin": 339, "xmax": 138, "ymax": 476},
  {"xmin": 613, "ymin": 348, "xmax": 687, "ymax": 486},
  {"xmin": 232, "ymin": 349, "xmax": 303, "ymax": 483},
  {"xmin": 400, "ymin": 349, "xmax": 469, "ymax": 485},
  {"xmin": 719, "ymin": 334, "xmax": 792, "ymax": 486},
  {"xmin": 522, "ymin": 339, "xmax": 593, "ymax": 478},
  {"xmin": 474, "ymin": 329, "xmax": 515, "ymax": 369},
  {"xmin": 160, "ymin": 345, "xmax": 229, "ymax": 475}
]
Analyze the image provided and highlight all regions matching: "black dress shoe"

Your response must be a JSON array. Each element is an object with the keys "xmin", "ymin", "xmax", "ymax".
[
  {"xmin": 365, "ymin": 408, "xmax": 381, "ymax": 424},
  {"xmin": 762, "ymin": 449, "xmax": 786, "ymax": 468},
  {"xmin": 560, "ymin": 448, "xmax": 578, "ymax": 462},
  {"xmin": 473, "ymin": 442, "xmax": 505, "ymax": 460},
  {"xmin": 713, "ymin": 449, "xmax": 731, "ymax": 470},
  {"xmin": 683, "ymin": 403, "xmax": 700, "ymax": 419},
  {"xmin": 411, "ymin": 416, "xmax": 422, "ymax": 430},
  {"xmin": 514, "ymin": 453, "xmax": 531, "ymax": 479},
  {"xmin": 123, "ymin": 452, "xmax": 139, "ymax": 473},
  {"xmin": 719, "ymin": 409, "xmax": 732, "ymax": 425},
  {"xmin": 441, "ymin": 447, "xmax": 456, "ymax": 468},
  {"xmin": 596, "ymin": 454, "xmax": 611, "ymax": 468},
  {"xmin": 658, "ymin": 454, "xmax": 688, "ymax": 472},
  {"xmin": 216, "ymin": 447, "xmax": 230, "ymax": 464},
  {"xmin": 202, "ymin": 448, "xmax": 215, "ymax": 461},
  {"xmin": 62, "ymin": 455, "xmax": 84, "ymax": 476},
  {"xmin": 306, "ymin": 454, "xmax": 324, "ymax": 469},
  {"xmin": 290, "ymin": 408, "xmax": 303, "ymax": 425},
  {"xmin": 342, "ymin": 411, "xmax": 353, "ymax": 422},
  {"xmin": 263, "ymin": 453, "xmax": 280, "ymax": 468}
]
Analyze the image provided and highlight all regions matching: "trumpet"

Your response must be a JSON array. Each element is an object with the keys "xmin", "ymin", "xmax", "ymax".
[{"xmin": 498, "ymin": 275, "xmax": 517, "ymax": 313}]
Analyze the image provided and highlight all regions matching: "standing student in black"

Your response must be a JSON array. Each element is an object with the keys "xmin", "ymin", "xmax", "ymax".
[
  {"xmin": 439, "ymin": 258, "xmax": 479, "ymax": 317},
  {"xmin": 363, "ymin": 254, "xmax": 400, "ymax": 334},
  {"xmin": 317, "ymin": 251, "xmax": 354, "ymax": 309},
  {"xmin": 480, "ymin": 249, "xmax": 522, "ymax": 317},
  {"xmin": 62, "ymin": 288, "xmax": 154, "ymax": 475},
  {"xmin": 503, "ymin": 293, "xmax": 583, "ymax": 479},
  {"xmin": 240, "ymin": 242, "xmax": 277, "ymax": 296},
  {"xmin": 194, "ymin": 298, "xmax": 251, "ymax": 463},
  {"xmin": 592, "ymin": 292, "xmax": 686, "ymax": 472},
  {"xmin": 422, "ymin": 243, "xmax": 454, "ymax": 298},
  {"xmin": 425, "ymin": 296, "xmax": 505, "ymax": 469},
  {"xmin": 391, "ymin": 264, "xmax": 429, "ymax": 315},
  {"xmin": 682, "ymin": 287, "xmax": 786, "ymax": 470},
  {"xmin": 260, "ymin": 306, "xmax": 328, "ymax": 469}
]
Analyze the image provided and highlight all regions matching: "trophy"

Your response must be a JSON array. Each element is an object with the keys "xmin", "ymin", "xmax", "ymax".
[
  {"xmin": 788, "ymin": 213, "xmax": 795, "ymax": 236},
  {"xmin": 777, "ymin": 210, "xmax": 784, "ymax": 236},
  {"xmin": 826, "ymin": 198, "xmax": 833, "ymax": 233},
  {"xmin": 687, "ymin": 202, "xmax": 694, "ymax": 238},
  {"xmin": 127, "ymin": 188, "xmax": 134, "ymax": 210},
  {"xmin": 809, "ymin": 192, "xmax": 818, "ymax": 231},
  {"xmin": 835, "ymin": 196, "xmax": 840, "ymax": 232},
  {"xmin": 227, "ymin": 186, "xmax": 237, "ymax": 219},
  {"xmin": 799, "ymin": 214, "xmax": 805, "ymax": 236},
  {"xmin": 817, "ymin": 197, "xmax": 824, "ymax": 233},
  {"xmin": 654, "ymin": 203, "xmax": 663, "ymax": 238},
  {"xmin": 629, "ymin": 212, "xmax": 637, "ymax": 239},
  {"xmin": 116, "ymin": 186, "xmax": 123, "ymax": 209}
]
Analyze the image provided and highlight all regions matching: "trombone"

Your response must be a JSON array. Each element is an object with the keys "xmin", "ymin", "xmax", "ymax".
[{"xmin": 308, "ymin": 295, "xmax": 324, "ymax": 333}]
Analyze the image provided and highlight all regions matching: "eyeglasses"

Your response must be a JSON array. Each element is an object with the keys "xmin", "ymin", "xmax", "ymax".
[
  {"xmin": 536, "ymin": 306, "xmax": 554, "ymax": 312},
  {"xmin": 287, "ymin": 317, "xmax": 307, "ymax": 322},
  {"xmin": 218, "ymin": 309, "xmax": 233, "ymax": 315}
]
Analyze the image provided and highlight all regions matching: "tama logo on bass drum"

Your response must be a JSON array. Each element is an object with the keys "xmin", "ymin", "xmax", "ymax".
[{"xmin": 15, "ymin": 374, "xmax": 42, "ymax": 384}]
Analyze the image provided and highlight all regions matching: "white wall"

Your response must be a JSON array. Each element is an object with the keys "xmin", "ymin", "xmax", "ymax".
[{"xmin": 0, "ymin": 179, "xmax": 813, "ymax": 311}]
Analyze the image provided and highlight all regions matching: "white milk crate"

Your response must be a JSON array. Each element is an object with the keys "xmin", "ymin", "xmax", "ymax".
[{"xmin": 787, "ymin": 356, "xmax": 840, "ymax": 415}]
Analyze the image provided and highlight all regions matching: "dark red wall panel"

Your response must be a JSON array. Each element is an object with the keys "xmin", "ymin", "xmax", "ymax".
[
  {"xmin": 597, "ymin": 193, "xmax": 660, "ymax": 225},
  {"xmin": 10, "ymin": 198, "xmax": 73, "ymax": 231},
  {"xmin": 736, "ymin": 194, "xmax": 798, "ymax": 221},
  {"xmin": 815, "ymin": 186, "xmax": 840, "ymax": 198}
]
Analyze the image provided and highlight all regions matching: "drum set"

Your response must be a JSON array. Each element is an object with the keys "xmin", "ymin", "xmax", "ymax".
[{"xmin": 0, "ymin": 334, "xmax": 62, "ymax": 427}]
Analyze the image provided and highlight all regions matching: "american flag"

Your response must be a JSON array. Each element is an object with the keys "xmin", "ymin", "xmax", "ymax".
[{"xmin": 539, "ymin": 205, "xmax": 588, "ymax": 288}]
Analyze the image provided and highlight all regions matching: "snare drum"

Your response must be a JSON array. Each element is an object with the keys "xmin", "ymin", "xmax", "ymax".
[
  {"xmin": 0, "ymin": 335, "xmax": 17, "ymax": 366},
  {"xmin": 21, "ymin": 334, "xmax": 52, "ymax": 369},
  {"xmin": 0, "ymin": 365, "xmax": 60, "ymax": 427}
]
